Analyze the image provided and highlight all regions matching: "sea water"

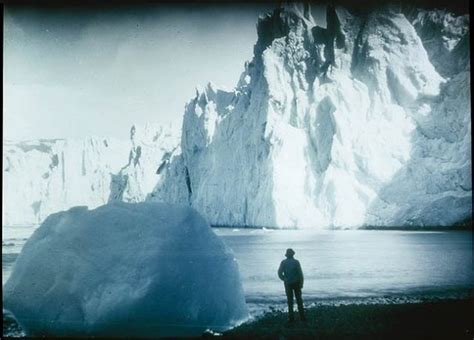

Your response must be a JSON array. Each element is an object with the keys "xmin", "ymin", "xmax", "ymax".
[
  {"xmin": 2, "ymin": 225, "xmax": 473, "ymax": 335},
  {"xmin": 214, "ymin": 228, "xmax": 473, "ymax": 316}
]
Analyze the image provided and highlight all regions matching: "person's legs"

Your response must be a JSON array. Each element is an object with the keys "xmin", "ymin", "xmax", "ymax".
[
  {"xmin": 294, "ymin": 286, "xmax": 306, "ymax": 321},
  {"xmin": 285, "ymin": 284, "xmax": 294, "ymax": 321}
]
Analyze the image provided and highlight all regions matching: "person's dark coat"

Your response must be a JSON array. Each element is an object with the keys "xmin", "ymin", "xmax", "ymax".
[{"xmin": 278, "ymin": 258, "xmax": 304, "ymax": 288}]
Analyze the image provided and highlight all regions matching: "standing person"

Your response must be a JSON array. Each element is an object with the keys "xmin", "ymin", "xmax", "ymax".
[{"xmin": 278, "ymin": 248, "xmax": 306, "ymax": 323}]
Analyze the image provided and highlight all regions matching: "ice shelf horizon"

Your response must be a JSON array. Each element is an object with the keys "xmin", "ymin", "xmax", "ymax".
[
  {"xmin": 3, "ymin": 123, "xmax": 181, "ymax": 226},
  {"xmin": 3, "ymin": 3, "xmax": 471, "ymax": 229}
]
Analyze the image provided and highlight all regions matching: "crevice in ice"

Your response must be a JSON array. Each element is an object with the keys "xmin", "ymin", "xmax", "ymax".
[
  {"xmin": 108, "ymin": 173, "xmax": 129, "ymax": 202},
  {"xmin": 350, "ymin": 17, "xmax": 370, "ymax": 81},
  {"xmin": 156, "ymin": 149, "xmax": 177, "ymax": 175},
  {"xmin": 133, "ymin": 146, "xmax": 142, "ymax": 167},
  {"xmin": 255, "ymin": 8, "xmax": 290, "ymax": 58},
  {"xmin": 17, "ymin": 142, "xmax": 53, "ymax": 154},
  {"xmin": 156, "ymin": 161, "xmax": 167, "ymax": 175},
  {"xmin": 50, "ymin": 154, "xmax": 59, "ymax": 170},
  {"xmin": 126, "ymin": 150, "xmax": 133, "ymax": 168},
  {"xmin": 243, "ymin": 198, "xmax": 248, "ymax": 225},
  {"xmin": 409, "ymin": 9, "xmax": 469, "ymax": 77},
  {"xmin": 61, "ymin": 152, "xmax": 65, "ymax": 190},
  {"xmin": 184, "ymin": 166, "xmax": 192, "ymax": 201},
  {"xmin": 81, "ymin": 150, "xmax": 86, "ymax": 176},
  {"xmin": 4, "ymin": 158, "xmax": 11, "ymax": 172},
  {"xmin": 31, "ymin": 201, "xmax": 41, "ymax": 216},
  {"xmin": 310, "ymin": 97, "xmax": 336, "ymax": 174},
  {"xmin": 321, "ymin": 4, "xmax": 346, "ymax": 75}
]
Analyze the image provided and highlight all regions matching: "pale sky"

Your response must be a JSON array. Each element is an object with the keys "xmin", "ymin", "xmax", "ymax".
[{"xmin": 4, "ymin": 3, "xmax": 325, "ymax": 141}]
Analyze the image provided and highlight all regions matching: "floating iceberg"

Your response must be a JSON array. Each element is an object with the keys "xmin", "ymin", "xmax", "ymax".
[{"xmin": 3, "ymin": 202, "xmax": 248, "ymax": 337}]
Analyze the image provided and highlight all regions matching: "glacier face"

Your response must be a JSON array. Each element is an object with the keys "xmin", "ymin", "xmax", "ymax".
[
  {"xmin": 3, "ymin": 124, "xmax": 180, "ymax": 226},
  {"xmin": 108, "ymin": 123, "xmax": 181, "ymax": 203},
  {"xmin": 151, "ymin": 4, "xmax": 471, "ymax": 228}
]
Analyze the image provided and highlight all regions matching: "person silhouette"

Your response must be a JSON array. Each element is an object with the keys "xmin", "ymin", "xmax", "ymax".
[{"xmin": 278, "ymin": 248, "xmax": 306, "ymax": 323}]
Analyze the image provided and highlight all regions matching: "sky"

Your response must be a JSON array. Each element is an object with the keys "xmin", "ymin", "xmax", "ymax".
[
  {"xmin": 2, "ymin": 1, "xmax": 468, "ymax": 141},
  {"xmin": 4, "ymin": 2, "xmax": 280, "ymax": 140}
]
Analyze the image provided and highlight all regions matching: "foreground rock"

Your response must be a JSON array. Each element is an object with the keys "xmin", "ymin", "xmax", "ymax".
[
  {"xmin": 3, "ymin": 202, "xmax": 248, "ymax": 337},
  {"xmin": 225, "ymin": 299, "xmax": 473, "ymax": 339}
]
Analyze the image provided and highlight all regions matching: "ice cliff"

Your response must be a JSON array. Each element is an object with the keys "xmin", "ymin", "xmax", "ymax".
[
  {"xmin": 108, "ymin": 123, "xmax": 180, "ymax": 203},
  {"xmin": 3, "ymin": 124, "xmax": 180, "ymax": 226},
  {"xmin": 150, "ymin": 4, "xmax": 471, "ymax": 228}
]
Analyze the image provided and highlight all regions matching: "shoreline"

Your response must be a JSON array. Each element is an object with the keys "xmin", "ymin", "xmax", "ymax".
[
  {"xmin": 223, "ymin": 298, "xmax": 474, "ymax": 339},
  {"xmin": 4, "ymin": 298, "xmax": 473, "ymax": 338},
  {"xmin": 211, "ymin": 225, "xmax": 472, "ymax": 231},
  {"xmin": 3, "ymin": 224, "xmax": 472, "ymax": 233}
]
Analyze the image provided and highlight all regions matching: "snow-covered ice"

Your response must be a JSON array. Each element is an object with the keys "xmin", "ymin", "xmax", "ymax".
[
  {"xmin": 3, "ymin": 123, "xmax": 180, "ymax": 226},
  {"xmin": 2, "ymin": 4, "xmax": 471, "ymax": 229},
  {"xmin": 3, "ymin": 202, "xmax": 248, "ymax": 337},
  {"xmin": 150, "ymin": 4, "xmax": 471, "ymax": 228}
]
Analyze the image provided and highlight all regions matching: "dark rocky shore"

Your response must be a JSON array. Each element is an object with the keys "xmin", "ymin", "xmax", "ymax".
[
  {"xmin": 223, "ymin": 299, "xmax": 474, "ymax": 339},
  {"xmin": 4, "ymin": 299, "xmax": 472, "ymax": 338}
]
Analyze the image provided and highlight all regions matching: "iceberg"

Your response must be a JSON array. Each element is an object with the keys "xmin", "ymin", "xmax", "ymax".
[{"xmin": 3, "ymin": 202, "xmax": 248, "ymax": 337}]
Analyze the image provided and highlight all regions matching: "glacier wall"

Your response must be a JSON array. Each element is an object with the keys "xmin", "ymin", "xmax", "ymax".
[
  {"xmin": 108, "ymin": 124, "xmax": 180, "ymax": 203},
  {"xmin": 150, "ymin": 4, "xmax": 471, "ymax": 228},
  {"xmin": 3, "ymin": 124, "xmax": 180, "ymax": 226}
]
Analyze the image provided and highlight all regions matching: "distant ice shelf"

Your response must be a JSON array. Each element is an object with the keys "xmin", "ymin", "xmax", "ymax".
[{"xmin": 3, "ymin": 123, "xmax": 181, "ymax": 226}]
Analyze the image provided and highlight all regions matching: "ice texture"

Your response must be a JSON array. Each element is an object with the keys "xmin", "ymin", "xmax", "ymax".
[
  {"xmin": 3, "ymin": 202, "xmax": 248, "ymax": 337},
  {"xmin": 108, "ymin": 124, "xmax": 181, "ymax": 203},
  {"xmin": 3, "ymin": 124, "xmax": 180, "ymax": 226},
  {"xmin": 150, "ymin": 4, "xmax": 471, "ymax": 228},
  {"xmin": 3, "ymin": 4, "xmax": 470, "ymax": 229}
]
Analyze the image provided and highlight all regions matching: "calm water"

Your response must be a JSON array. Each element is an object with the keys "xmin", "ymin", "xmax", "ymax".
[{"xmin": 2, "ymin": 226, "xmax": 473, "ymax": 334}]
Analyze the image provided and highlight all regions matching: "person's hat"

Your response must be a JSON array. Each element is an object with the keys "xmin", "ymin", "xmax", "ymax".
[{"xmin": 285, "ymin": 248, "xmax": 295, "ymax": 257}]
